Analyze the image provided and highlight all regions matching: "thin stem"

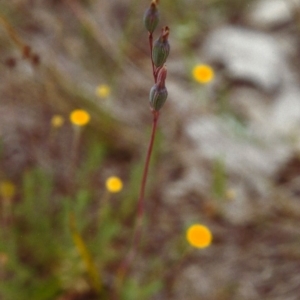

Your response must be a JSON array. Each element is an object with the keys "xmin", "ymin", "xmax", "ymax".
[
  {"xmin": 137, "ymin": 110, "xmax": 159, "ymax": 217},
  {"xmin": 114, "ymin": 30, "xmax": 161, "ymax": 298},
  {"xmin": 0, "ymin": 13, "xmax": 26, "ymax": 50},
  {"xmin": 115, "ymin": 110, "xmax": 160, "ymax": 289}
]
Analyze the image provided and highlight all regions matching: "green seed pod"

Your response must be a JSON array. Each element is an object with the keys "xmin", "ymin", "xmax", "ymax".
[
  {"xmin": 149, "ymin": 66, "xmax": 168, "ymax": 111},
  {"xmin": 143, "ymin": 2, "xmax": 159, "ymax": 33},
  {"xmin": 149, "ymin": 84, "xmax": 168, "ymax": 111},
  {"xmin": 152, "ymin": 27, "xmax": 170, "ymax": 67}
]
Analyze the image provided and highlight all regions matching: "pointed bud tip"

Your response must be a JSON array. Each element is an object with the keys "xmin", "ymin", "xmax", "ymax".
[
  {"xmin": 162, "ymin": 26, "xmax": 170, "ymax": 40},
  {"xmin": 150, "ymin": 2, "xmax": 156, "ymax": 9}
]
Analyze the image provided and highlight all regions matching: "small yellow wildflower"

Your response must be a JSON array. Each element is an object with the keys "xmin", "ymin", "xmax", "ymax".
[
  {"xmin": 70, "ymin": 109, "xmax": 90, "ymax": 126},
  {"xmin": 186, "ymin": 224, "xmax": 212, "ymax": 248},
  {"xmin": 96, "ymin": 84, "xmax": 110, "ymax": 98},
  {"xmin": 0, "ymin": 180, "xmax": 16, "ymax": 199},
  {"xmin": 225, "ymin": 188, "xmax": 237, "ymax": 201},
  {"xmin": 51, "ymin": 115, "xmax": 64, "ymax": 128},
  {"xmin": 192, "ymin": 64, "xmax": 214, "ymax": 84},
  {"xmin": 105, "ymin": 176, "xmax": 123, "ymax": 193},
  {"xmin": 0, "ymin": 252, "xmax": 8, "ymax": 266}
]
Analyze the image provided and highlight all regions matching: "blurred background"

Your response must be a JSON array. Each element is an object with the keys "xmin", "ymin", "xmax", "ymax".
[{"xmin": 1, "ymin": 0, "xmax": 300, "ymax": 299}]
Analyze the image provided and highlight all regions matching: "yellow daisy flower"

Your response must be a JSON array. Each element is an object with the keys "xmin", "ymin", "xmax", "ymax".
[
  {"xmin": 105, "ymin": 176, "xmax": 123, "ymax": 193},
  {"xmin": 0, "ymin": 252, "xmax": 8, "ymax": 266},
  {"xmin": 96, "ymin": 84, "xmax": 110, "ymax": 98},
  {"xmin": 192, "ymin": 64, "xmax": 214, "ymax": 84},
  {"xmin": 0, "ymin": 180, "xmax": 16, "ymax": 199},
  {"xmin": 70, "ymin": 109, "xmax": 90, "ymax": 126},
  {"xmin": 225, "ymin": 188, "xmax": 237, "ymax": 201},
  {"xmin": 186, "ymin": 224, "xmax": 212, "ymax": 248},
  {"xmin": 51, "ymin": 115, "xmax": 64, "ymax": 128}
]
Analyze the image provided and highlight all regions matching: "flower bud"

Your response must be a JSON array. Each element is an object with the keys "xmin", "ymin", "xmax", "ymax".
[
  {"xmin": 149, "ymin": 66, "xmax": 168, "ymax": 111},
  {"xmin": 149, "ymin": 85, "xmax": 168, "ymax": 111},
  {"xmin": 152, "ymin": 26, "xmax": 170, "ymax": 67},
  {"xmin": 143, "ymin": 1, "xmax": 159, "ymax": 34}
]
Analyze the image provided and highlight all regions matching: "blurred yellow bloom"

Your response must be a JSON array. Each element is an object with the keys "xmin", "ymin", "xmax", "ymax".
[
  {"xmin": 225, "ymin": 188, "xmax": 237, "ymax": 201},
  {"xmin": 96, "ymin": 84, "xmax": 110, "ymax": 98},
  {"xmin": 105, "ymin": 176, "xmax": 123, "ymax": 193},
  {"xmin": 192, "ymin": 64, "xmax": 214, "ymax": 84},
  {"xmin": 0, "ymin": 180, "xmax": 16, "ymax": 199},
  {"xmin": 51, "ymin": 115, "xmax": 64, "ymax": 128},
  {"xmin": 186, "ymin": 224, "xmax": 212, "ymax": 248},
  {"xmin": 70, "ymin": 109, "xmax": 90, "ymax": 126},
  {"xmin": 0, "ymin": 252, "xmax": 8, "ymax": 266}
]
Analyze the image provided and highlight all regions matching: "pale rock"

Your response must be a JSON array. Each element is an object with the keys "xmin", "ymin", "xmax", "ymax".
[
  {"xmin": 246, "ymin": 0, "xmax": 298, "ymax": 29},
  {"xmin": 267, "ymin": 86, "xmax": 300, "ymax": 136},
  {"xmin": 202, "ymin": 26, "xmax": 284, "ymax": 93},
  {"xmin": 164, "ymin": 116, "xmax": 290, "ymax": 224}
]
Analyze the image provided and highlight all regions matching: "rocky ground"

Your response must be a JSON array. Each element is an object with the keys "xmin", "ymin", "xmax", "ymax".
[{"xmin": 1, "ymin": 0, "xmax": 300, "ymax": 299}]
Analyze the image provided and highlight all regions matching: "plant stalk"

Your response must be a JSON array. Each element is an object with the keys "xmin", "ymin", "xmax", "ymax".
[
  {"xmin": 114, "ymin": 29, "xmax": 161, "ymax": 296},
  {"xmin": 116, "ymin": 110, "xmax": 160, "ymax": 286}
]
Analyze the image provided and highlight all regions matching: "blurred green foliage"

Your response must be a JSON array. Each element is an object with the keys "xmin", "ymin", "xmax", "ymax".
[{"xmin": 0, "ymin": 133, "xmax": 165, "ymax": 299}]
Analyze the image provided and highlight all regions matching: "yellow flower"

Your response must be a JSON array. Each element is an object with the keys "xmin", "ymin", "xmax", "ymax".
[
  {"xmin": 70, "ymin": 109, "xmax": 90, "ymax": 126},
  {"xmin": 0, "ymin": 252, "xmax": 8, "ymax": 266},
  {"xmin": 96, "ymin": 84, "xmax": 110, "ymax": 98},
  {"xmin": 0, "ymin": 180, "xmax": 16, "ymax": 199},
  {"xmin": 105, "ymin": 176, "xmax": 123, "ymax": 193},
  {"xmin": 192, "ymin": 64, "xmax": 214, "ymax": 84},
  {"xmin": 225, "ymin": 188, "xmax": 237, "ymax": 201},
  {"xmin": 51, "ymin": 115, "xmax": 64, "ymax": 128},
  {"xmin": 186, "ymin": 224, "xmax": 212, "ymax": 248}
]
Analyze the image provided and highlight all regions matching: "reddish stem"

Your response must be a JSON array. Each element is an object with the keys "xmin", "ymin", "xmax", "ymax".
[
  {"xmin": 137, "ymin": 110, "xmax": 159, "ymax": 217},
  {"xmin": 115, "ymin": 110, "xmax": 160, "ymax": 288},
  {"xmin": 114, "ymin": 31, "xmax": 160, "ymax": 297}
]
